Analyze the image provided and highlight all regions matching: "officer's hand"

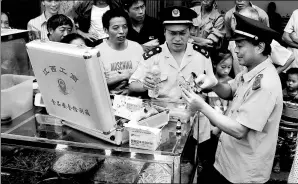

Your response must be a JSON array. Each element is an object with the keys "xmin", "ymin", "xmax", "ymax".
[
  {"xmin": 181, "ymin": 87, "xmax": 206, "ymax": 113},
  {"xmin": 194, "ymin": 74, "xmax": 218, "ymax": 90},
  {"xmin": 143, "ymin": 72, "xmax": 157, "ymax": 90}
]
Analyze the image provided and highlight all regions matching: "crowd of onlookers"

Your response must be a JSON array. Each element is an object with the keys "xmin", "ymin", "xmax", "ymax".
[{"xmin": 1, "ymin": 0, "xmax": 298, "ymax": 182}]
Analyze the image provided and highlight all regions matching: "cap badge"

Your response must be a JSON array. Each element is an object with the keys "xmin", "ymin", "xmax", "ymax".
[{"xmin": 172, "ymin": 9, "xmax": 180, "ymax": 17}]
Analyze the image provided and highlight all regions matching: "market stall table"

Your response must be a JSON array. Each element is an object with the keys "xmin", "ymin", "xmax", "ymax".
[{"xmin": 1, "ymin": 106, "xmax": 200, "ymax": 184}]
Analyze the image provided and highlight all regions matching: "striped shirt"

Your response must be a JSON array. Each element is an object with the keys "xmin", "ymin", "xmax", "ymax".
[
  {"xmin": 27, "ymin": 12, "xmax": 49, "ymax": 41},
  {"xmin": 281, "ymin": 89, "xmax": 298, "ymax": 126}
]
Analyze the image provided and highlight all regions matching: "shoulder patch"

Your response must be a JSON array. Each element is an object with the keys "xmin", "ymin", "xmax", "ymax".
[
  {"xmin": 143, "ymin": 46, "xmax": 162, "ymax": 60},
  {"xmin": 252, "ymin": 74, "xmax": 263, "ymax": 90},
  {"xmin": 193, "ymin": 44, "xmax": 209, "ymax": 58}
]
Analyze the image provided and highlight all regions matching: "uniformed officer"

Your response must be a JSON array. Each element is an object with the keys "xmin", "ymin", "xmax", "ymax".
[
  {"xmin": 129, "ymin": 6, "xmax": 217, "ymax": 100},
  {"xmin": 129, "ymin": 6, "xmax": 218, "ymax": 145},
  {"xmin": 181, "ymin": 12, "xmax": 283, "ymax": 183}
]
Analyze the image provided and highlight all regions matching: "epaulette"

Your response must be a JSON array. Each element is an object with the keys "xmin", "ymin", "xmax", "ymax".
[
  {"xmin": 252, "ymin": 74, "xmax": 263, "ymax": 90},
  {"xmin": 143, "ymin": 46, "xmax": 162, "ymax": 60},
  {"xmin": 193, "ymin": 44, "xmax": 209, "ymax": 58}
]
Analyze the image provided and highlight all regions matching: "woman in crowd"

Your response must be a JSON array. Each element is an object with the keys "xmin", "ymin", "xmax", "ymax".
[
  {"xmin": 96, "ymin": 8, "xmax": 143, "ymax": 95},
  {"xmin": 74, "ymin": 0, "xmax": 123, "ymax": 47}
]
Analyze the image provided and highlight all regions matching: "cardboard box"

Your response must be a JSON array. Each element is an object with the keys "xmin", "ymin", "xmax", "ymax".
[
  {"xmin": 125, "ymin": 123, "xmax": 162, "ymax": 151},
  {"xmin": 125, "ymin": 107, "xmax": 169, "ymax": 151}
]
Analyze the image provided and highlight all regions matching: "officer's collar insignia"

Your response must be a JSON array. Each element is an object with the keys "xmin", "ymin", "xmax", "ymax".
[
  {"xmin": 252, "ymin": 74, "xmax": 263, "ymax": 90},
  {"xmin": 172, "ymin": 9, "xmax": 180, "ymax": 17},
  {"xmin": 143, "ymin": 46, "xmax": 162, "ymax": 60}
]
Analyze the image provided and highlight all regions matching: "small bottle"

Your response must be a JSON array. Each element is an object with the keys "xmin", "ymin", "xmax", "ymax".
[
  {"xmin": 176, "ymin": 119, "xmax": 181, "ymax": 130},
  {"xmin": 148, "ymin": 62, "xmax": 161, "ymax": 98}
]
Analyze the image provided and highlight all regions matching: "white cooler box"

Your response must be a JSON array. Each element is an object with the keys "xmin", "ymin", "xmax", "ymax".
[{"xmin": 26, "ymin": 40, "xmax": 128, "ymax": 145}]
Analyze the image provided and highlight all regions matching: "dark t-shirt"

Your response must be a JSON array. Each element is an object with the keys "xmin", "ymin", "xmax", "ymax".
[{"xmin": 127, "ymin": 15, "xmax": 165, "ymax": 45}]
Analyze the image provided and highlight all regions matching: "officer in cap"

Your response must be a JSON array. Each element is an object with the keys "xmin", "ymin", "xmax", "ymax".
[
  {"xmin": 181, "ymin": 12, "xmax": 283, "ymax": 183},
  {"xmin": 129, "ymin": 6, "xmax": 217, "ymax": 147},
  {"xmin": 129, "ymin": 6, "xmax": 217, "ymax": 99}
]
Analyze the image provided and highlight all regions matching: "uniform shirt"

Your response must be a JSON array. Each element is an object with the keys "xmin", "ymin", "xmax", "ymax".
[
  {"xmin": 191, "ymin": 5, "xmax": 225, "ymax": 46},
  {"xmin": 224, "ymin": 3, "xmax": 269, "ymax": 38},
  {"xmin": 27, "ymin": 13, "xmax": 49, "ymax": 41},
  {"xmin": 129, "ymin": 42, "xmax": 217, "ymax": 143},
  {"xmin": 284, "ymin": 9, "xmax": 298, "ymax": 71},
  {"xmin": 214, "ymin": 58, "xmax": 283, "ymax": 183},
  {"xmin": 127, "ymin": 15, "xmax": 165, "ymax": 45},
  {"xmin": 97, "ymin": 40, "xmax": 143, "ymax": 95}
]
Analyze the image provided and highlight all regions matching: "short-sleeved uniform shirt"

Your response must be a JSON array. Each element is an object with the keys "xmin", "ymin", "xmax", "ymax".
[
  {"xmin": 129, "ymin": 42, "xmax": 217, "ymax": 143},
  {"xmin": 214, "ymin": 58, "xmax": 283, "ymax": 183},
  {"xmin": 224, "ymin": 3, "xmax": 269, "ymax": 38},
  {"xmin": 126, "ymin": 15, "xmax": 165, "ymax": 45},
  {"xmin": 97, "ymin": 40, "xmax": 143, "ymax": 95},
  {"xmin": 284, "ymin": 9, "xmax": 298, "ymax": 71}
]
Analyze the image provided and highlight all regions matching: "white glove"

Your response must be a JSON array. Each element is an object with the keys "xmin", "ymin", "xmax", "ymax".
[{"xmin": 194, "ymin": 74, "xmax": 218, "ymax": 90}]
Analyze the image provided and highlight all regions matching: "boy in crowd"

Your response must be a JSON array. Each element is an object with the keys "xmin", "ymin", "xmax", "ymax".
[
  {"xmin": 47, "ymin": 14, "xmax": 73, "ymax": 42},
  {"xmin": 274, "ymin": 68, "xmax": 298, "ymax": 173}
]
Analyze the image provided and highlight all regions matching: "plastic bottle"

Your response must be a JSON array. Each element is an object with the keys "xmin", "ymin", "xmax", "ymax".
[
  {"xmin": 176, "ymin": 119, "xmax": 181, "ymax": 130},
  {"xmin": 148, "ymin": 62, "xmax": 161, "ymax": 98}
]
